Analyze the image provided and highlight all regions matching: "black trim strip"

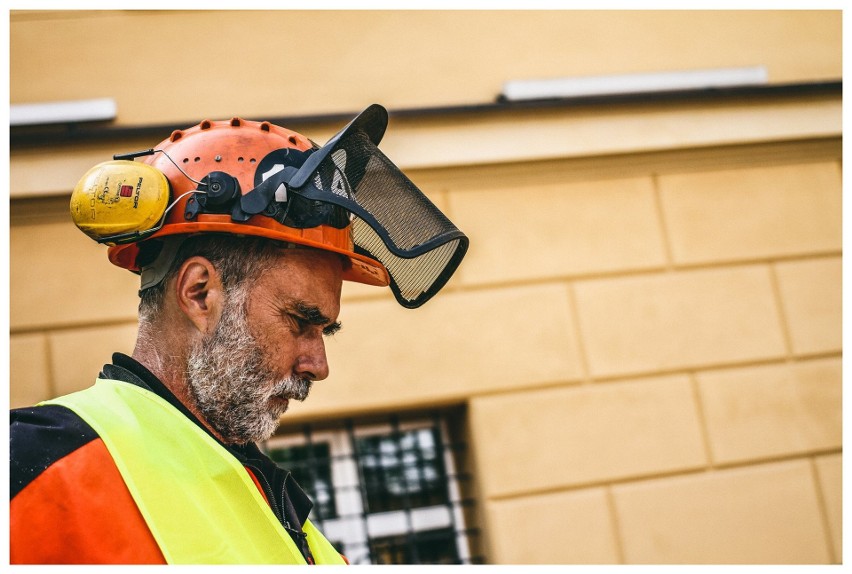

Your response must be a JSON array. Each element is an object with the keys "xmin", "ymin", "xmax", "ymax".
[
  {"xmin": 10, "ymin": 405, "xmax": 100, "ymax": 499},
  {"xmin": 10, "ymin": 81, "xmax": 841, "ymax": 149}
]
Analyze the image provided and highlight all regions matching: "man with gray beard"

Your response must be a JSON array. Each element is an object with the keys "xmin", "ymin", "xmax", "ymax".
[
  {"xmin": 10, "ymin": 107, "xmax": 468, "ymax": 564},
  {"xmin": 179, "ymin": 239, "xmax": 325, "ymax": 445}
]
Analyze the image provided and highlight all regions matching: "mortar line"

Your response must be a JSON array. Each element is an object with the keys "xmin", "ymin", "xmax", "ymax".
[
  {"xmin": 767, "ymin": 262, "xmax": 795, "ymax": 360},
  {"xmin": 604, "ymin": 485, "xmax": 627, "ymax": 564},
  {"xmin": 11, "ymin": 317, "xmax": 138, "ymax": 337},
  {"xmin": 651, "ymin": 173, "xmax": 676, "ymax": 271},
  {"xmin": 566, "ymin": 281, "xmax": 593, "ymax": 385},
  {"xmin": 454, "ymin": 352, "xmax": 842, "ymax": 405},
  {"xmin": 408, "ymin": 250, "xmax": 842, "ymax": 300},
  {"xmin": 44, "ymin": 331, "xmax": 57, "ymax": 399},
  {"xmin": 808, "ymin": 456, "xmax": 839, "ymax": 563},
  {"xmin": 688, "ymin": 371, "xmax": 717, "ymax": 470},
  {"xmin": 487, "ymin": 449, "xmax": 842, "ymax": 502}
]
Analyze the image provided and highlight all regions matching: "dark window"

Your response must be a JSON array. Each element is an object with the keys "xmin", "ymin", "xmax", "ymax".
[
  {"xmin": 357, "ymin": 427, "xmax": 448, "ymax": 513},
  {"xmin": 266, "ymin": 442, "xmax": 337, "ymax": 520},
  {"xmin": 262, "ymin": 410, "xmax": 483, "ymax": 565}
]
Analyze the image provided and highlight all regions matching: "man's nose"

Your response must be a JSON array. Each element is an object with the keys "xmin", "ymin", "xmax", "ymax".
[{"xmin": 295, "ymin": 337, "xmax": 330, "ymax": 381}]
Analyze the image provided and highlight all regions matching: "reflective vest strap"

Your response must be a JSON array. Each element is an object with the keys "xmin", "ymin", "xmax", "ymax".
[{"xmin": 45, "ymin": 379, "xmax": 344, "ymax": 565}]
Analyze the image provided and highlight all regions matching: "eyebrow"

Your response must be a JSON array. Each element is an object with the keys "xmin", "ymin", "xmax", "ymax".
[{"xmin": 295, "ymin": 301, "xmax": 342, "ymax": 336}]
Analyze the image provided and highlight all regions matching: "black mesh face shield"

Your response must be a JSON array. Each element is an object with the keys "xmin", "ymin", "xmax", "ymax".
[{"xmin": 283, "ymin": 105, "xmax": 469, "ymax": 309}]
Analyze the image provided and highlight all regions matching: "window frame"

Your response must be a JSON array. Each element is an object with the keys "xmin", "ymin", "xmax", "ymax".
[{"xmin": 263, "ymin": 416, "xmax": 474, "ymax": 565}]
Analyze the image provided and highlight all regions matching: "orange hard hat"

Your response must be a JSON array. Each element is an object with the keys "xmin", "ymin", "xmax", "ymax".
[
  {"xmin": 106, "ymin": 116, "xmax": 389, "ymax": 288},
  {"xmin": 71, "ymin": 105, "xmax": 468, "ymax": 308}
]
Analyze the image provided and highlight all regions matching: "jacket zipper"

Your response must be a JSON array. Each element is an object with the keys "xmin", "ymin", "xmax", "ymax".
[
  {"xmin": 244, "ymin": 462, "xmax": 284, "ymax": 523},
  {"xmin": 244, "ymin": 463, "xmax": 313, "ymax": 563}
]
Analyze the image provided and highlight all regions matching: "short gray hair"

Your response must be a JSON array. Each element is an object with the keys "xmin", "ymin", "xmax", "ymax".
[{"xmin": 137, "ymin": 235, "xmax": 283, "ymax": 323}]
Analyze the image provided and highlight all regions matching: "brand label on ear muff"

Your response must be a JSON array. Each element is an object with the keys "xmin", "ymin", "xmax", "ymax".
[{"xmin": 70, "ymin": 160, "xmax": 170, "ymax": 242}]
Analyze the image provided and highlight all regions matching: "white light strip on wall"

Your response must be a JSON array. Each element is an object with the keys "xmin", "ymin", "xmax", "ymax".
[
  {"xmin": 500, "ymin": 66, "xmax": 769, "ymax": 101},
  {"xmin": 10, "ymin": 98, "xmax": 117, "ymax": 126}
]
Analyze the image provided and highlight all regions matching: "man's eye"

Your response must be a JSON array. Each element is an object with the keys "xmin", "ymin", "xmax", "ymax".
[{"xmin": 323, "ymin": 324, "xmax": 341, "ymax": 337}]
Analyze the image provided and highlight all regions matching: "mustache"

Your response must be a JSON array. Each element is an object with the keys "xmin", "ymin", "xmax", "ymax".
[{"xmin": 270, "ymin": 375, "xmax": 313, "ymax": 402}]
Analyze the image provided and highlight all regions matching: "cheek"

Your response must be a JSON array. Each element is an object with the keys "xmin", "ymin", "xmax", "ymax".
[{"xmin": 251, "ymin": 319, "xmax": 300, "ymax": 370}]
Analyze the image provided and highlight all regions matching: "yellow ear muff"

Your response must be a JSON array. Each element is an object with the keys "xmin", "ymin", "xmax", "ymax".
[{"xmin": 70, "ymin": 160, "xmax": 170, "ymax": 243}]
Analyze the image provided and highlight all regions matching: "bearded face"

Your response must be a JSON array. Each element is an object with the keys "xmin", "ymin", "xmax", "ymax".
[{"xmin": 185, "ymin": 287, "xmax": 313, "ymax": 445}]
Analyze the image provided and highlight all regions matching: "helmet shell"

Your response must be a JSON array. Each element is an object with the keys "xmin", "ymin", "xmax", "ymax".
[{"xmin": 106, "ymin": 117, "xmax": 389, "ymax": 287}]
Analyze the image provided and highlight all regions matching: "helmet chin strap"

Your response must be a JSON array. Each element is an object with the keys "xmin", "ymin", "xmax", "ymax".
[
  {"xmin": 138, "ymin": 236, "xmax": 306, "ymax": 294},
  {"xmin": 139, "ymin": 236, "xmax": 188, "ymax": 292}
]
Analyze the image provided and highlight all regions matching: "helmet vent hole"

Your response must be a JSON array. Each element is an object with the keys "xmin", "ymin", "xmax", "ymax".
[
  {"xmin": 230, "ymin": 118, "xmax": 241, "ymax": 127},
  {"xmin": 250, "ymin": 158, "xmax": 256, "ymax": 163},
  {"xmin": 260, "ymin": 122, "xmax": 271, "ymax": 132},
  {"xmin": 170, "ymin": 130, "xmax": 183, "ymax": 142},
  {"xmin": 194, "ymin": 157, "xmax": 201, "ymax": 162},
  {"xmin": 238, "ymin": 157, "xmax": 244, "ymax": 162},
  {"xmin": 182, "ymin": 158, "xmax": 189, "ymax": 164},
  {"xmin": 289, "ymin": 135, "xmax": 298, "ymax": 145},
  {"xmin": 200, "ymin": 120, "xmax": 212, "ymax": 130}
]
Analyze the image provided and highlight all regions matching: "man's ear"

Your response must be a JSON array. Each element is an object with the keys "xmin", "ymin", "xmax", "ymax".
[{"xmin": 174, "ymin": 256, "xmax": 224, "ymax": 335}]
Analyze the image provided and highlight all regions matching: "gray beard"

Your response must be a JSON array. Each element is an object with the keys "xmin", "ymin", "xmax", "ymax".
[{"xmin": 185, "ymin": 292, "xmax": 312, "ymax": 444}]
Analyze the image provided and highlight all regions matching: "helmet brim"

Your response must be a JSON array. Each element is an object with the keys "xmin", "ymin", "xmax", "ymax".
[{"xmin": 107, "ymin": 215, "xmax": 390, "ymax": 288}]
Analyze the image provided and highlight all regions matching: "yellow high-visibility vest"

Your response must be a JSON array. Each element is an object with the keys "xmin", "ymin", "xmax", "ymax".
[{"xmin": 46, "ymin": 378, "xmax": 345, "ymax": 565}]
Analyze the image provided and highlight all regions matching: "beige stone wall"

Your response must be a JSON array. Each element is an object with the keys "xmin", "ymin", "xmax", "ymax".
[
  {"xmin": 10, "ymin": 10, "xmax": 842, "ymax": 123},
  {"xmin": 9, "ymin": 9, "xmax": 841, "ymax": 565},
  {"xmin": 467, "ymin": 170, "xmax": 842, "ymax": 562}
]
